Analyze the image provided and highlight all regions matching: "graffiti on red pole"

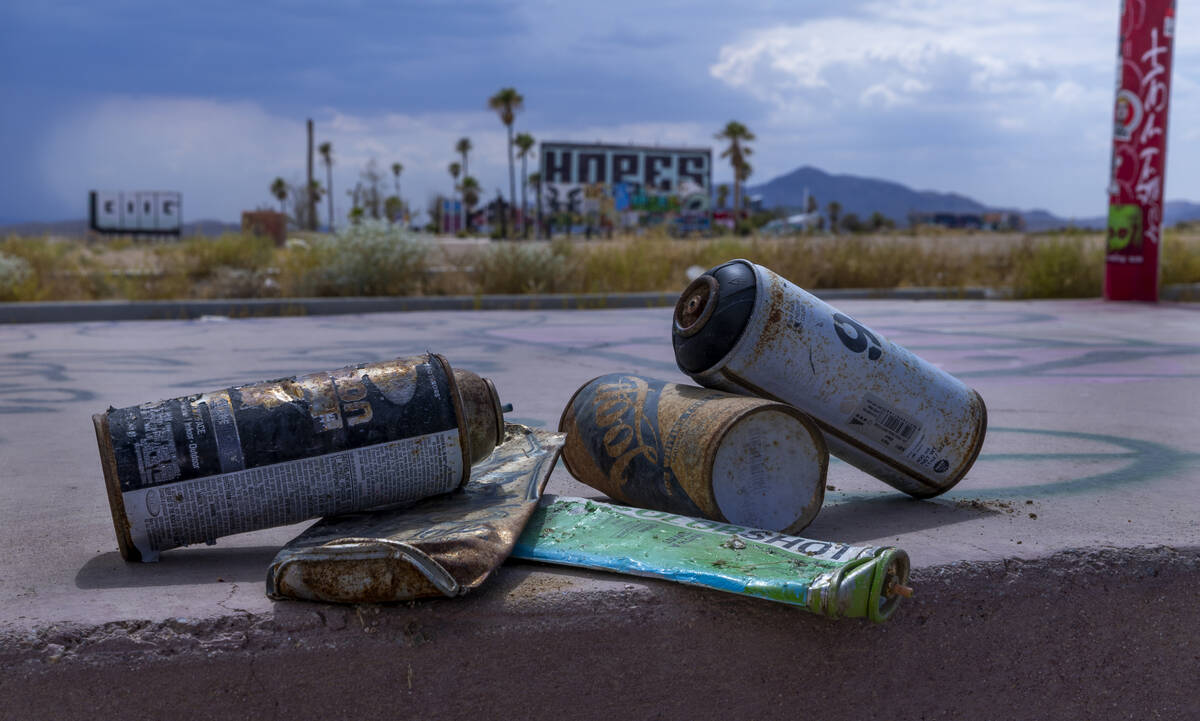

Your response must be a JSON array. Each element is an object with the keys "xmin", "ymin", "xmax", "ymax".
[{"xmin": 1106, "ymin": 0, "xmax": 1176, "ymax": 301}]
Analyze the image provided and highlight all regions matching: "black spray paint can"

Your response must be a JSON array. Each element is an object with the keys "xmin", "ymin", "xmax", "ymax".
[
  {"xmin": 560, "ymin": 374, "xmax": 828, "ymax": 534},
  {"xmin": 93, "ymin": 353, "xmax": 504, "ymax": 562},
  {"xmin": 673, "ymin": 259, "xmax": 987, "ymax": 498}
]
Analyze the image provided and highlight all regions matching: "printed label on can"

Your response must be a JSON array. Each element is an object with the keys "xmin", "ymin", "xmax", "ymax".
[
  {"xmin": 106, "ymin": 357, "xmax": 458, "ymax": 492},
  {"xmin": 904, "ymin": 438, "xmax": 951, "ymax": 475},
  {"xmin": 123, "ymin": 429, "xmax": 464, "ymax": 558},
  {"xmin": 700, "ymin": 264, "xmax": 983, "ymax": 493},
  {"xmin": 847, "ymin": 394, "xmax": 923, "ymax": 454}
]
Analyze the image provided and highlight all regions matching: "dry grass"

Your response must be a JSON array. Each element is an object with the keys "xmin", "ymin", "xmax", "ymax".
[{"xmin": 3, "ymin": 227, "xmax": 1199, "ymax": 303}]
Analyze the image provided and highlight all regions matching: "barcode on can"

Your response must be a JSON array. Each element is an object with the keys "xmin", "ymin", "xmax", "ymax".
[
  {"xmin": 876, "ymin": 409, "xmax": 917, "ymax": 440},
  {"xmin": 847, "ymin": 394, "xmax": 923, "ymax": 454}
]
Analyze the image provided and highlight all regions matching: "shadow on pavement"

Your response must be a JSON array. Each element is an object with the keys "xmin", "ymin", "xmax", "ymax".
[
  {"xmin": 74, "ymin": 546, "xmax": 281, "ymax": 589},
  {"xmin": 803, "ymin": 495, "xmax": 997, "ymax": 544}
]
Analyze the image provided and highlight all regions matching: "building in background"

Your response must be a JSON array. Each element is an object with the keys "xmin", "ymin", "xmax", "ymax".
[
  {"xmin": 538, "ymin": 142, "xmax": 711, "ymax": 236},
  {"xmin": 89, "ymin": 191, "xmax": 182, "ymax": 237},
  {"xmin": 911, "ymin": 211, "xmax": 1024, "ymax": 231}
]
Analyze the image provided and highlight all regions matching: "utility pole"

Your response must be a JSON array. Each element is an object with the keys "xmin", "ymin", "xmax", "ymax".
[{"xmin": 306, "ymin": 119, "xmax": 316, "ymax": 231}]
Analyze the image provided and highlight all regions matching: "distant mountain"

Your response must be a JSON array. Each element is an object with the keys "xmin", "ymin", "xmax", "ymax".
[
  {"xmin": 745, "ymin": 165, "xmax": 1199, "ymax": 231},
  {"xmin": 746, "ymin": 166, "xmax": 987, "ymax": 222},
  {"xmin": 1164, "ymin": 200, "xmax": 1200, "ymax": 226},
  {"xmin": 1023, "ymin": 200, "xmax": 1200, "ymax": 232},
  {"xmin": 0, "ymin": 219, "xmax": 242, "ymax": 237}
]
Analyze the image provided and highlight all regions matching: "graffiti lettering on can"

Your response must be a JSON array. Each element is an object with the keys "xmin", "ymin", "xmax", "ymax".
[
  {"xmin": 833, "ymin": 313, "xmax": 883, "ymax": 361},
  {"xmin": 591, "ymin": 376, "xmax": 659, "ymax": 487},
  {"xmin": 330, "ymin": 369, "xmax": 373, "ymax": 427}
]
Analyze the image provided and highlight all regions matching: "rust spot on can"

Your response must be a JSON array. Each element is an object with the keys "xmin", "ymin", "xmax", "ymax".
[
  {"xmin": 560, "ymin": 374, "xmax": 828, "ymax": 534},
  {"xmin": 94, "ymin": 353, "xmax": 505, "ymax": 562},
  {"xmin": 674, "ymin": 259, "xmax": 988, "ymax": 499}
]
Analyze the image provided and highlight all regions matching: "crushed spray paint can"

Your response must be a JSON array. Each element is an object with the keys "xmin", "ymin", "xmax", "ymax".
[
  {"xmin": 673, "ymin": 259, "xmax": 987, "ymax": 498},
  {"xmin": 512, "ymin": 496, "xmax": 912, "ymax": 623},
  {"xmin": 559, "ymin": 374, "xmax": 827, "ymax": 534},
  {"xmin": 267, "ymin": 424, "xmax": 564, "ymax": 604},
  {"xmin": 93, "ymin": 353, "xmax": 504, "ymax": 562}
]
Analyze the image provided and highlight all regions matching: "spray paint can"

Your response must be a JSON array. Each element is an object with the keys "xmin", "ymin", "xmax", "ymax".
[
  {"xmin": 93, "ymin": 353, "xmax": 504, "ymax": 562},
  {"xmin": 672, "ymin": 259, "xmax": 987, "ymax": 498},
  {"xmin": 559, "ymin": 374, "xmax": 828, "ymax": 534}
]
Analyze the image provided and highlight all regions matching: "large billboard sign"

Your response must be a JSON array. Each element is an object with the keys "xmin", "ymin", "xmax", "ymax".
[
  {"xmin": 89, "ymin": 191, "xmax": 182, "ymax": 235},
  {"xmin": 1106, "ymin": 0, "xmax": 1176, "ymax": 301},
  {"xmin": 539, "ymin": 142, "xmax": 711, "ymax": 231}
]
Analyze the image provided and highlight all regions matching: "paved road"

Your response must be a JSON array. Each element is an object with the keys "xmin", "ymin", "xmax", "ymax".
[{"xmin": 2, "ymin": 299, "xmax": 1198, "ymax": 718}]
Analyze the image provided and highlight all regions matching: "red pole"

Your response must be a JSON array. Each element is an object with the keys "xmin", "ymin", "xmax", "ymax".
[{"xmin": 1105, "ymin": 0, "xmax": 1177, "ymax": 301}]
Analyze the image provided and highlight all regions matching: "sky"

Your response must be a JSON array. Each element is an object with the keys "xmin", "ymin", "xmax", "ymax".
[{"xmin": 0, "ymin": 0, "xmax": 1196, "ymax": 225}]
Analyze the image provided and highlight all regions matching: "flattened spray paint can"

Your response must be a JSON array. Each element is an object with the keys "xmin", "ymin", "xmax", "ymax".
[
  {"xmin": 93, "ymin": 353, "xmax": 504, "ymax": 562},
  {"xmin": 559, "ymin": 374, "xmax": 828, "ymax": 534},
  {"xmin": 672, "ymin": 259, "xmax": 987, "ymax": 498}
]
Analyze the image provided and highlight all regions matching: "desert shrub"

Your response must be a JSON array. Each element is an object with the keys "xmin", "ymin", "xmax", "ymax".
[
  {"xmin": 280, "ymin": 221, "xmax": 430, "ymax": 296},
  {"xmin": 1009, "ymin": 236, "xmax": 1103, "ymax": 298},
  {"xmin": 0, "ymin": 251, "xmax": 32, "ymax": 301},
  {"xmin": 0, "ymin": 235, "xmax": 109, "ymax": 301},
  {"xmin": 1161, "ymin": 230, "xmax": 1200, "ymax": 285},
  {"xmin": 472, "ymin": 241, "xmax": 575, "ymax": 294},
  {"xmin": 177, "ymin": 233, "xmax": 275, "ymax": 278}
]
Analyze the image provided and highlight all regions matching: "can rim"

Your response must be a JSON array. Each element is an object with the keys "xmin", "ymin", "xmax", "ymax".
[
  {"xmin": 432, "ymin": 353, "xmax": 473, "ymax": 488},
  {"xmin": 482, "ymin": 377, "xmax": 505, "ymax": 452},
  {"xmin": 672, "ymin": 274, "xmax": 719, "ymax": 339},
  {"xmin": 683, "ymin": 258, "xmax": 763, "ymax": 376},
  {"xmin": 556, "ymin": 374, "xmax": 607, "ymax": 494},
  {"xmin": 93, "ymin": 413, "xmax": 141, "ymax": 562},
  {"xmin": 869, "ymin": 548, "xmax": 911, "ymax": 623},
  {"xmin": 707, "ymin": 401, "xmax": 829, "ymax": 533}
]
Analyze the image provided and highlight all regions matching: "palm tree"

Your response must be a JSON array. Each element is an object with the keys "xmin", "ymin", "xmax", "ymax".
[
  {"xmin": 390, "ymin": 162, "xmax": 404, "ymax": 223},
  {"xmin": 715, "ymin": 121, "xmax": 755, "ymax": 216},
  {"xmin": 449, "ymin": 162, "xmax": 462, "ymax": 234},
  {"xmin": 716, "ymin": 184, "xmax": 729, "ymax": 210},
  {"xmin": 318, "ymin": 142, "xmax": 334, "ymax": 231},
  {"xmin": 308, "ymin": 180, "xmax": 325, "ymax": 227},
  {"xmin": 514, "ymin": 132, "xmax": 535, "ymax": 238},
  {"xmin": 456, "ymin": 138, "xmax": 472, "ymax": 233},
  {"xmin": 461, "ymin": 176, "xmax": 480, "ymax": 232},
  {"xmin": 527, "ymin": 171, "xmax": 543, "ymax": 239},
  {"xmin": 270, "ymin": 177, "xmax": 288, "ymax": 215},
  {"xmin": 488, "ymin": 88, "xmax": 524, "ymax": 237},
  {"xmin": 736, "ymin": 161, "xmax": 753, "ymax": 211},
  {"xmin": 391, "ymin": 162, "xmax": 403, "ymax": 195},
  {"xmin": 827, "ymin": 201, "xmax": 842, "ymax": 234}
]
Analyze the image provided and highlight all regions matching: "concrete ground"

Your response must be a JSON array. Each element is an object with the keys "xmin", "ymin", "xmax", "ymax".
[{"xmin": 1, "ymin": 299, "xmax": 1198, "ymax": 719}]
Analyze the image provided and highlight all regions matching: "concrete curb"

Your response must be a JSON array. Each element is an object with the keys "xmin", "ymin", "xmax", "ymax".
[
  {"xmin": 2, "ymin": 546, "xmax": 1196, "ymax": 720},
  {"xmin": 1162, "ymin": 282, "xmax": 1200, "ymax": 301},
  {"xmin": 0, "ymin": 287, "xmax": 992, "ymax": 324}
]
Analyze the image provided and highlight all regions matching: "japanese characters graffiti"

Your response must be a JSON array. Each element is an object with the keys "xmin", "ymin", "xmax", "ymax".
[{"xmin": 1106, "ymin": 0, "xmax": 1176, "ymax": 301}]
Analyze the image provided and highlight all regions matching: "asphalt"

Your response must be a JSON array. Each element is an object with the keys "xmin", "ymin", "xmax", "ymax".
[{"xmin": 2, "ymin": 299, "xmax": 1198, "ymax": 719}]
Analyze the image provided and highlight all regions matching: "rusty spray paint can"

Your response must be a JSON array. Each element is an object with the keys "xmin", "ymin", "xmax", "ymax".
[
  {"xmin": 559, "ymin": 374, "xmax": 828, "ymax": 534},
  {"xmin": 672, "ymin": 260, "xmax": 987, "ymax": 498},
  {"xmin": 92, "ymin": 353, "xmax": 504, "ymax": 562}
]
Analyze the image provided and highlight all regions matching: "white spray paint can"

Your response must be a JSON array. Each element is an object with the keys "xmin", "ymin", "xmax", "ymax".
[{"xmin": 672, "ymin": 259, "xmax": 987, "ymax": 498}]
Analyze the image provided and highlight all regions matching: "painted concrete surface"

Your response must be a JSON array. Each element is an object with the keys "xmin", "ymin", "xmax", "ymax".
[{"xmin": 1, "ymin": 300, "xmax": 1198, "ymax": 717}]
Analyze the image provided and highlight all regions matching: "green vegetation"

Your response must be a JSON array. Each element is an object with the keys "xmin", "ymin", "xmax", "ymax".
[
  {"xmin": 280, "ymin": 221, "xmax": 430, "ymax": 297},
  {"xmin": 3, "ymin": 228, "xmax": 1199, "ymax": 303}
]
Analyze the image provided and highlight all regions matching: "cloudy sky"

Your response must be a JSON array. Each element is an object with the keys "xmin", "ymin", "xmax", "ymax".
[{"xmin": 1, "ymin": 0, "xmax": 1195, "ymax": 225}]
